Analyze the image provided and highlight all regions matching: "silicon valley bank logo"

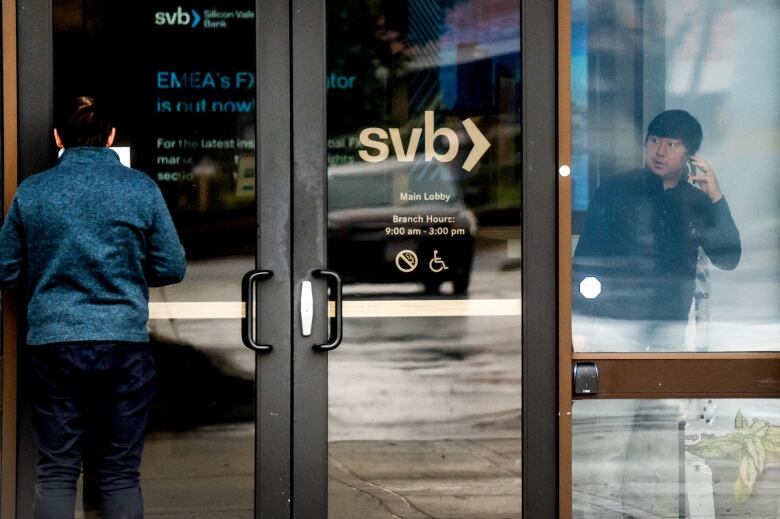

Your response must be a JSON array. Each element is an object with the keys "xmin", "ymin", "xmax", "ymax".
[
  {"xmin": 155, "ymin": 7, "xmax": 202, "ymax": 27},
  {"xmin": 359, "ymin": 111, "xmax": 490, "ymax": 172},
  {"xmin": 155, "ymin": 7, "xmax": 255, "ymax": 28}
]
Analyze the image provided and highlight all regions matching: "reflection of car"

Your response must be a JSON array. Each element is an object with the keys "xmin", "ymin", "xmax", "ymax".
[{"xmin": 328, "ymin": 158, "xmax": 477, "ymax": 294}]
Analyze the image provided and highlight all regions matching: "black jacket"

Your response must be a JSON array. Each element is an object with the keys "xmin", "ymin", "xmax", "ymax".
[{"xmin": 573, "ymin": 168, "xmax": 740, "ymax": 321}]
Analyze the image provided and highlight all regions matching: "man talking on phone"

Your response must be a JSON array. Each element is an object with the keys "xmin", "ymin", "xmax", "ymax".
[
  {"xmin": 571, "ymin": 110, "xmax": 741, "ymax": 518},
  {"xmin": 572, "ymin": 109, "xmax": 741, "ymax": 349}
]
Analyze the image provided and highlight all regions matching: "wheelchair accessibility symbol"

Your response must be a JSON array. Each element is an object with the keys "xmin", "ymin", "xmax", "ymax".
[
  {"xmin": 429, "ymin": 250, "xmax": 449, "ymax": 273},
  {"xmin": 395, "ymin": 250, "xmax": 419, "ymax": 273}
]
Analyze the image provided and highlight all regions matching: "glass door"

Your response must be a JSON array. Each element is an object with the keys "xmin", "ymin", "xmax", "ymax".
[
  {"xmin": 14, "ymin": 1, "xmax": 293, "ymax": 517},
  {"xmin": 312, "ymin": 1, "xmax": 525, "ymax": 517},
  {"xmin": 561, "ymin": 1, "xmax": 780, "ymax": 517},
  {"xmin": 11, "ymin": 0, "xmax": 540, "ymax": 517}
]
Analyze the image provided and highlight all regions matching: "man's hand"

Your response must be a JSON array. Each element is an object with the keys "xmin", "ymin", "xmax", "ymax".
[{"xmin": 688, "ymin": 155, "xmax": 723, "ymax": 203}]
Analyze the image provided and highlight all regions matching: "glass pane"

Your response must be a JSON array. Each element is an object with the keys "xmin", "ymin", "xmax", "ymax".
[
  {"xmin": 53, "ymin": 1, "xmax": 256, "ymax": 516},
  {"xmin": 327, "ymin": 1, "xmax": 522, "ymax": 517},
  {"xmin": 570, "ymin": 0, "xmax": 780, "ymax": 352},
  {"xmin": 573, "ymin": 398, "xmax": 780, "ymax": 518}
]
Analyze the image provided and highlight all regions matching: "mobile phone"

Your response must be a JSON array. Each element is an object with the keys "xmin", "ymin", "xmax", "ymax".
[
  {"xmin": 687, "ymin": 158, "xmax": 703, "ymax": 189},
  {"xmin": 687, "ymin": 158, "xmax": 697, "ymax": 176}
]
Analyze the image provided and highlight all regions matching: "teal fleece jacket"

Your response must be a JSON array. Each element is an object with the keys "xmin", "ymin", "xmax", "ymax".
[{"xmin": 0, "ymin": 147, "xmax": 186, "ymax": 345}]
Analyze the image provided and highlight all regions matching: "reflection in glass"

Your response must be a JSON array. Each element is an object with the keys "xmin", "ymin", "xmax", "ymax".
[
  {"xmin": 327, "ymin": 0, "xmax": 522, "ymax": 517},
  {"xmin": 571, "ymin": 0, "xmax": 780, "ymax": 352},
  {"xmin": 572, "ymin": 110, "xmax": 742, "ymax": 351},
  {"xmin": 54, "ymin": 0, "xmax": 256, "ymax": 516},
  {"xmin": 573, "ymin": 399, "xmax": 780, "ymax": 518}
]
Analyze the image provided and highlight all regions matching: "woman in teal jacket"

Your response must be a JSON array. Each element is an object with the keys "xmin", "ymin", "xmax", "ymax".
[{"xmin": 0, "ymin": 96, "xmax": 185, "ymax": 519}]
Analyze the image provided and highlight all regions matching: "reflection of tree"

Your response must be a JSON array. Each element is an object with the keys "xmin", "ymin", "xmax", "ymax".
[
  {"xmin": 328, "ymin": 0, "xmax": 412, "ymax": 136},
  {"xmin": 665, "ymin": 3, "xmax": 722, "ymax": 97},
  {"xmin": 666, "ymin": 3, "xmax": 731, "ymax": 146}
]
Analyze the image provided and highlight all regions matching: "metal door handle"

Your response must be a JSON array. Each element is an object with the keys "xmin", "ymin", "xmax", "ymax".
[
  {"xmin": 573, "ymin": 362, "xmax": 598, "ymax": 395},
  {"xmin": 241, "ymin": 270, "xmax": 274, "ymax": 352},
  {"xmin": 301, "ymin": 281, "xmax": 314, "ymax": 336},
  {"xmin": 312, "ymin": 269, "xmax": 343, "ymax": 351}
]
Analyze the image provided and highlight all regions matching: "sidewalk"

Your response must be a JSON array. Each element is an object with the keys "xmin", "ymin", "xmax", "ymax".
[
  {"xmin": 329, "ymin": 439, "xmax": 521, "ymax": 519},
  {"xmin": 138, "ymin": 430, "xmax": 521, "ymax": 519}
]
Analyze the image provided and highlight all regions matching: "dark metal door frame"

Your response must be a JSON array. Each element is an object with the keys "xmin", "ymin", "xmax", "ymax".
[
  {"xmin": 521, "ymin": 0, "xmax": 559, "ymax": 517},
  {"xmin": 10, "ymin": 0, "xmax": 563, "ymax": 517},
  {"xmin": 15, "ymin": 1, "xmax": 54, "ymax": 514},
  {"xmin": 288, "ymin": 0, "xmax": 562, "ymax": 516},
  {"xmin": 287, "ymin": 0, "xmax": 562, "ymax": 516},
  {"xmin": 290, "ymin": 0, "xmax": 328, "ymax": 516},
  {"xmin": 12, "ymin": 0, "xmax": 296, "ymax": 517},
  {"xmin": 255, "ymin": 0, "xmax": 293, "ymax": 517}
]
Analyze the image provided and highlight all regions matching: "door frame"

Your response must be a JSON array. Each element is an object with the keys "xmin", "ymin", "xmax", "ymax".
[
  {"xmin": 2, "ymin": 0, "xmax": 564, "ymax": 517},
  {"xmin": 7, "ymin": 0, "xmax": 299, "ymax": 517},
  {"xmin": 293, "ymin": 0, "xmax": 562, "ymax": 516},
  {"xmin": 14, "ymin": 0, "xmax": 54, "ymax": 514},
  {"xmin": 256, "ymin": 0, "xmax": 294, "ymax": 517},
  {"xmin": 289, "ymin": 0, "xmax": 330, "ymax": 516},
  {"xmin": 521, "ymin": 0, "xmax": 559, "ymax": 518},
  {"xmin": 1, "ymin": 0, "xmax": 20, "ymax": 515}
]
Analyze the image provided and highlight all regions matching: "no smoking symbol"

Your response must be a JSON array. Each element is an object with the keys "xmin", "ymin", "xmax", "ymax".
[{"xmin": 395, "ymin": 250, "xmax": 418, "ymax": 273}]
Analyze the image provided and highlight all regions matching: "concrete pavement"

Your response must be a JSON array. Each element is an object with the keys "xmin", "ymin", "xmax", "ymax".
[{"xmin": 133, "ymin": 429, "xmax": 522, "ymax": 519}]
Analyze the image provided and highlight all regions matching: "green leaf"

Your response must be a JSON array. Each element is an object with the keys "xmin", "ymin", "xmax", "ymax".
[
  {"xmin": 688, "ymin": 436, "xmax": 742, "ymax": 459},
  {"xmin": 766, "ymin": 426, "xmax": 780, "ymax": 440},
  {"xmin": 735, "ymin": 410, "xmax": 749, "ymax": 429},
  {"xmin": 734, "ymin": 477, "xmax": 753, "ymax": 503}
]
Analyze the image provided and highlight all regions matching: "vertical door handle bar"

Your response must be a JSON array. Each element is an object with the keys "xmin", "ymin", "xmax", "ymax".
[
  {"xmin": 312, "ymin": 269, "xmax": 343, "ymax": 351},
  {"xmin": 301, "ymin": 281, "xmax": 314, "ymax": 336},
  {"xmin": 241, "ymin": 270, "xmax": 274, "ymax": 352}
]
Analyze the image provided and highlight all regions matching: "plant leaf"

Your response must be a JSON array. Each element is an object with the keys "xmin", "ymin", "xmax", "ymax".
[
  {"xmin": 734, "ymin": 476, "xmax": 753, "ymax": 503},
  {"xmin": 764, "ymin": 437, "xmax": 780, "ymax": 454},
  {"xmin": 735, "ymin": 410, "xmax": 749, "ymax": 429},
  {"xmin": 747, "ymin": 437, "xmax": 766, "ymax": 473},
  {"xmin": 733, "ymin": 429, "xmax": 752, "ymax": 443},
  {"xmin": 688, "ymin": 436, "xmax": 743, "ymax": 459},
  {"xmin": 739, "ymin": 455, "xmax": 758, "ymax": 487},
  {"xmin": 766, "ymin": 426, "xmax": 780, "ymax": 441},
  {"xmin": 749, "ymin": 420, "xmax": 769, "ymax": 437}
]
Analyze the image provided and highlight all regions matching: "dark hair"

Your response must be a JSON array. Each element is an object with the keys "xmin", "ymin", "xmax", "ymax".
[
  {"xmin": 55, "ymin": 96, "xmax": 113, "ymax": 148},
  {"xmin": 646, "ymin": 110, "xmax": 703, "ymax": 154}
]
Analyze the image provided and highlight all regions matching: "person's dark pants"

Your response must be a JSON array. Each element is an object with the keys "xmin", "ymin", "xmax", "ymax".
[{"xmin": 29, "ymin": 342, "xmax": 156, "ymax": 519}]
